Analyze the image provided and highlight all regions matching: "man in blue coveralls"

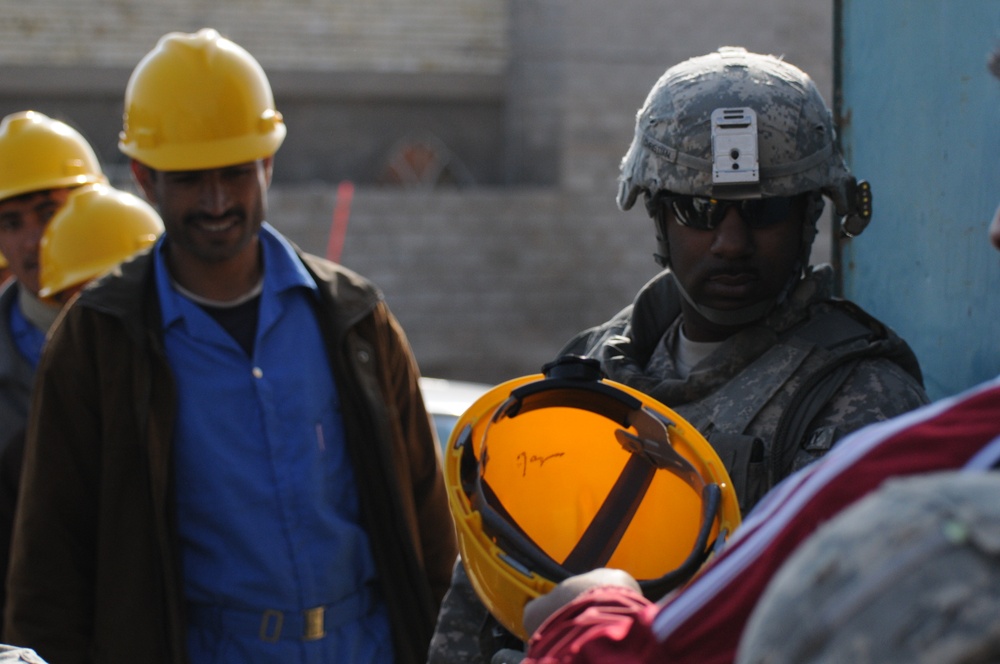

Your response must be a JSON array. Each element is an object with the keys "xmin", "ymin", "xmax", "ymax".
[{"xmin": 5, "ymin": 29, "xmax": 457, "ymax": 664}]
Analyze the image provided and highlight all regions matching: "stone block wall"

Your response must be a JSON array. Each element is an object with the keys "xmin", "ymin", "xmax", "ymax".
[
  {"xmin": 271, "ymin": 185, "xmax": 656, "ymax": 385},
  {"xmin": 0, "ymin": 1, "xmax": 507, "ymax": 73}
]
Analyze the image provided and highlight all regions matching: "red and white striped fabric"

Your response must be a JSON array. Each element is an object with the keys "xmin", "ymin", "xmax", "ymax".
[{"xmin": 525, "ymin": 375, "xmax": 1000, "ymax": 664}]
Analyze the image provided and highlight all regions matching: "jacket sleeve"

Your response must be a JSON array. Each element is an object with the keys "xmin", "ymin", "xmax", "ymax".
[
  {"xmin": 4, "ymin": 306, "xmax": 102, "ymax": 664},
  {"xmin": 524, "ymin": 586, "xmax": 663, "ymax": 664},
  {"xmin": 372, "ymin": 302, "xmax": 458, "ymax": 607}
]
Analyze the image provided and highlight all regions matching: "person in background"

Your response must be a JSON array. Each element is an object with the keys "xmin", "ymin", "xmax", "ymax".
[
  {"xmin": 6, "ymin": 28, "xmax": 457, "ymax": 664},
  {"xmin": 0, "ymin": 183, "xmax": 164, "ymax": 626},
  {"xmin": 0, "ymin": 110, "xmax": 106, "ymax": 456},
  {"xmin": 429, "ymin": 46, "xmax": 929, "ymax": 664}
]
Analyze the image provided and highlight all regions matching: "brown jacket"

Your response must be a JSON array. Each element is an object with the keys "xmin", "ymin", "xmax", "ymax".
[{"xmin": 4, "ymin": 246, "xmax": 457, "ymax": 664}]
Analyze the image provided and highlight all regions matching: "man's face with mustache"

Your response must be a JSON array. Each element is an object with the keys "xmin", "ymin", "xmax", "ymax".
[
  {"xmin": 666, "ymin": 196, "xmax": 805, "ymax": 341},
  {"xmin": 135, "ymin": 159, "xmax": 271, "ymax": 268}
]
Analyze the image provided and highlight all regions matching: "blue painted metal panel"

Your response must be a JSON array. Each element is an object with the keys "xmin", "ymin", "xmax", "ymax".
[{"xmin": 838, "ymin": 0, "xmax": 1000, "ymax": 400}]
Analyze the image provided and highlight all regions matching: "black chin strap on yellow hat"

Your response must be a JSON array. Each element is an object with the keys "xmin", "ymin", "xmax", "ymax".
[
  {"xmin": 459, "ymin": 356, "xmax": 724, "ymax": 598},
  {"xmin": 445, "ymin": 355, "xmax": 741, "ymax": 641}
]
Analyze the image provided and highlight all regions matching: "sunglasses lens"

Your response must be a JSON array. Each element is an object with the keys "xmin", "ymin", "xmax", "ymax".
[
  {"xmin": 741, "ymin": 197, "xmax": 794, "ymax": 228},
  {"xmin": 668, "ymin": 196, "xmax": 796, "ymax": 229},
  {"xmin": 669, "ymin": 197, "xmax": 717, "ymax": 230}
]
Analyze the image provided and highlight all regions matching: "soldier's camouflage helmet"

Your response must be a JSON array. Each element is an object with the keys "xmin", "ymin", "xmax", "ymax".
[
  {"xmin": 737, "ymin": 471, "xmax": 1000, "ymax": 664},
  {"xmin": 618, "ymin": 47, "xmax": 871, "ymax": 238}
]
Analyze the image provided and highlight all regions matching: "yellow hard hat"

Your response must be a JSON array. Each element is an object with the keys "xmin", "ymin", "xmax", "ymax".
[
  {"xmin": 0, "ymin": 111, "xmax": 106, "ymax": 203},
  {"xmin": 38, "ymin": 183, "xmax": 163, "ymax": 299},
  {"xmin": 445, "ymin": 356, "xmax": 742, "ymax": 641},
  {"xmin": 119, "ymin": 28, "xmax": 286, "ymax": 171}
]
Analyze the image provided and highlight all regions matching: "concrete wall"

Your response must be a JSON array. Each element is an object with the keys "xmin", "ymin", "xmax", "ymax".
[
  {"xmin": 270, "ymin": 187, "xmax": 654, "ymax": 384},
  {"xmin": 0, "ymin": 0, "xmax": 508, "ymax": 186},
  {"xmin": 0, "ymin": 1, "xmax": 507, "ymax": 72}
]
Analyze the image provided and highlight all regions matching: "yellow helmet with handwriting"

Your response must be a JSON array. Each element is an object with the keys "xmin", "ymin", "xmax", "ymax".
[{"xmin": 444, "ymin": 355, "xmax": 741, "ymax": 641}]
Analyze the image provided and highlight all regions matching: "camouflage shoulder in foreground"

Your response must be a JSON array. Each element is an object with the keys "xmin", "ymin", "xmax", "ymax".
[
  {"xmin": 427, "ymin": 561, "xmax": 490, "ymax": 664},
  {"xmin": 739, "ymin": 472, "xmax": 1000, "ymax": 663}
]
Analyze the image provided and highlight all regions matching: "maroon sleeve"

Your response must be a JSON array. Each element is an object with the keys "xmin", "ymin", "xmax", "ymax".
[{"xmin": 524, "ymin": 586, "xmax": 664, "ymax": 664}]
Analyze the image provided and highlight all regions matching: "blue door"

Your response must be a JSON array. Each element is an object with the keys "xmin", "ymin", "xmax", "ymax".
[{"xmin": 836, "ymin": 0, "xmax": 1000, "ymax": 399}]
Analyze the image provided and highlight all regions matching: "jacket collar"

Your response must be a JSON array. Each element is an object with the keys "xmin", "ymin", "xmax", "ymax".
[{"xmin": 74, "ymin": 236, "xmax": 382, "ymax": 346}]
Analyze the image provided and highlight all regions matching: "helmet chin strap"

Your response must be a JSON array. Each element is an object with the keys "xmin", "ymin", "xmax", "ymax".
[
  {"xmin": 674, "ymin": 276, "xmax": 777, "ymax": 327},
  {"xmin": 650, "ymin": 192, "xmax": 820, "ymax": 330},
  {"xmin": 674, "ymin": 262, "xmax": 803, "ymax": 328}
]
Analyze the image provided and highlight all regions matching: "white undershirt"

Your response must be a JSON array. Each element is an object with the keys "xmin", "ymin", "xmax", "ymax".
[
  {"xmin": 673, "ymin": 326, "xmax": 723, "ymax": 379},
  {"xmin": 172, "ymin": 277, "xmax": 264, "ymax": 308}
]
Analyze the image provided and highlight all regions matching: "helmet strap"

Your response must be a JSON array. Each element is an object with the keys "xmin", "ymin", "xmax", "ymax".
[
  {"xmin": 674, "ymin": 276, "xmax": 777, "ymax": 327},
  {"xmin": 649, "ymin": 190, "xmax": 812, "ymax": 327}
]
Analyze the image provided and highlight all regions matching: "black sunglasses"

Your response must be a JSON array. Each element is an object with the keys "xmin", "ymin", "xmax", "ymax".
[{"xmin": 664, "ymin": 194, "xmax": 800, "ymax": 231}]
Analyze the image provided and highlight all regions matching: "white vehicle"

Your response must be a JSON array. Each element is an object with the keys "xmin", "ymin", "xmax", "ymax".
[{"xmin": 419, "ymin": 376, "xmax": 492, "ymax": 449}]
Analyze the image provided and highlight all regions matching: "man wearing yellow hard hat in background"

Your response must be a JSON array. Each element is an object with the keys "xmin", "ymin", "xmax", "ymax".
[
  {"xmin": 0, "ymin": 183, "xmax": 163, "ymax": 627},
  {"xmin": 0, "ymin": 110, "xmax": 106, "ymax": 464},
  {"xmin": 6, "ymin": 28, "xmax": 456, "ymax": 664}
]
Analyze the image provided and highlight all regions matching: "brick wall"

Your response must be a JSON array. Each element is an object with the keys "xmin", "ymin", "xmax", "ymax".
[
  {"xmin": 0, "ymin": 1, "xmax": 507, "ymax": 73},
  {"xmin": 270, "ymin": 186, "xmax": 656, "ymax": 385}
]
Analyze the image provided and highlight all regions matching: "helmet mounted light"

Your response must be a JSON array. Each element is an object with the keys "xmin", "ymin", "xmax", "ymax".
[{"xmin": 711, "ymin": 107, "xmax": 760, "ymax": 195}]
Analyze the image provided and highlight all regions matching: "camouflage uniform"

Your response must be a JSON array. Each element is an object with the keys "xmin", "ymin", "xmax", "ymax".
[
  {"xmin": 738, "ymin": 471, "xmax": 1000, "ymax": 663},
  {"xmin": 428, "ymin": 264, "xmax": 929, "ymax": 664},
  {"xmin": 562, "ymin": 263, "xmax": 928, "ymax": 513}
]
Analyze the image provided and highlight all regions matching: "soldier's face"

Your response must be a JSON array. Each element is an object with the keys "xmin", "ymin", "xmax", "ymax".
[{"xmin": 667, "ymin": 197, "xmax": 803, "ymax": 328}]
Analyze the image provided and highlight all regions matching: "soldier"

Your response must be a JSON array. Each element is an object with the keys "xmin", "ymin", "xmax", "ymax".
[{"xmin": 429, "ymin": 46, "xmax": 929, "ymax": 664}]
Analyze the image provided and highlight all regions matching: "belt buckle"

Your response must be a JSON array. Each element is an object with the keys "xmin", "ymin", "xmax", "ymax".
[
  {"xmin": 303, "ymin": 605, "xmax": 326, "ymax": 641},
  {"xmin": 259, "ymin": 609, "xmax": 284, "ymax": 643}
]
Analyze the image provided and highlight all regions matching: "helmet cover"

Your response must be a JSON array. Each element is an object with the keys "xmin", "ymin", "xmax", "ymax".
[
  {"xmin": 618, "ymin": 47, "xmax": 869, "ymax": 234},
  {"xmin": 739, "ymin": 471, "xmax": 1000, "ymax": 663}
]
